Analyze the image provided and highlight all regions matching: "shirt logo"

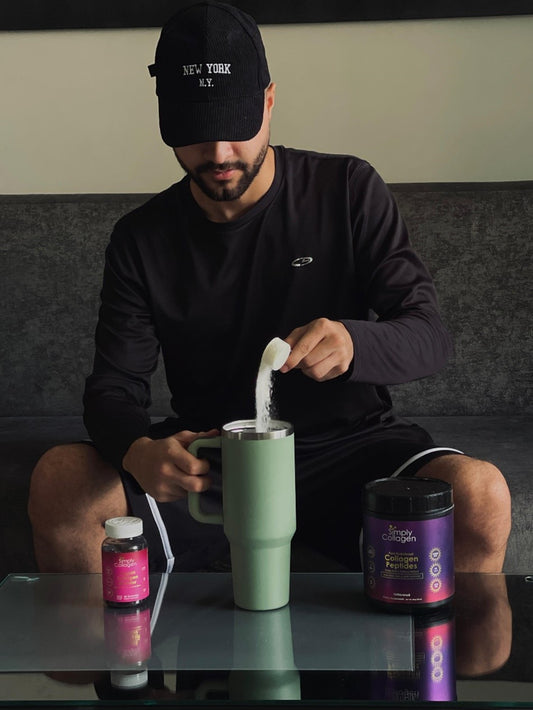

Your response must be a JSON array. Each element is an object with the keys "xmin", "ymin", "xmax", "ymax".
[{"xmin": 291, "ymin": 256, "xmax": 313, "ymax": 268}]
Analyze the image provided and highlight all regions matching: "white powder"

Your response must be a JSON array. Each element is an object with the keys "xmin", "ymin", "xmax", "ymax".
[
  {"xmin": 255, "ymin": 361, "xmax": 275, "ymax": 433},
  {"xmin": 254, "ymin": 337, "xmax": 291, "ymax": 432}
]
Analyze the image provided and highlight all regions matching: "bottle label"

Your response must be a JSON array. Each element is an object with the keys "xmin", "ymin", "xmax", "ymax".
[
  {"xmin": 363, "ymin": 513, "xmax": 454, "ymax": 605},
  {"xmin": 102, "ymin": 549, "xmax": 149, "ymax": 603}
]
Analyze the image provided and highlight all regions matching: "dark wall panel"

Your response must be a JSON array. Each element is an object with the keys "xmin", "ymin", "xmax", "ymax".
[{"xmin": 2, "ymin": 1, "xmax": 533, "ymax": 31}]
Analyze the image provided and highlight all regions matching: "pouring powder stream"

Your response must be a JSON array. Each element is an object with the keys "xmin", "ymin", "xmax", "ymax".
[
  {"xmin": 255, "ymin": 338, "xmax": 291, "ymax": 432},
  {"xmin": 255, "ymin": 364, "xmax": 274, "ymax": 433}
]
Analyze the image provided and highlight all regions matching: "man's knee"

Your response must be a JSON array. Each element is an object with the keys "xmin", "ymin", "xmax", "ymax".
[
  {"xmin": 29, "ymin": 444, "xmax": 76, "ymax": 522},
  {"xmin": 419, "ymin": 454, "xmax": 512, "ymax": 551},
  {"xmin": 28, "ymin": 443, "xmax": 127, "ymax": 526},
  {"xmin": 28, "ymin": 444, "xmax": 128, "ymax": 572}
]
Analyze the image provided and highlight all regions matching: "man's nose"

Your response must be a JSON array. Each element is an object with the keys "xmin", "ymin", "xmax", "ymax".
[{"xmin": 203, "ymin": 141, "xmax": 234, "ymax": 165}]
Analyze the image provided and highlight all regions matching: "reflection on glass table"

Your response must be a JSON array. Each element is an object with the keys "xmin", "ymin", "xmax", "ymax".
[{"xmin": 0, "ymin": 572, "xmax": 530, "ymax": 708}]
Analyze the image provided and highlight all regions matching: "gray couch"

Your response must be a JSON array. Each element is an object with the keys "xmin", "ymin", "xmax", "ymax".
[{"xmin": 1, "ymin": 183, "xmax": 532, "ymax": 581}]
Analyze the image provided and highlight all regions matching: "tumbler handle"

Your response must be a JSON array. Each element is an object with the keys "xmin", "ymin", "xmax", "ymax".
[{"xmin": 187, "ymin": 437, "xmax": 224, "ymax": 525}]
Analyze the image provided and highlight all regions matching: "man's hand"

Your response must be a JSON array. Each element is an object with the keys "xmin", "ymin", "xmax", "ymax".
[
  {"xmin": 122, "ymin": 429, "xmax": 219, "ymax": 502},
  {"xmin": 279, "ymin": 318, "xmax": 354, "ymax": 382}
]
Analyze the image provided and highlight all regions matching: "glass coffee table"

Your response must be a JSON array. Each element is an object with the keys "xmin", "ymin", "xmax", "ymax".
[{"xmin": 0, "ymin": 572, "xmax": 531, "ymax": 708}]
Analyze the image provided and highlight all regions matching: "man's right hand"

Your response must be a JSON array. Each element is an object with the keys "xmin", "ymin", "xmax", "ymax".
[{"xmin": 122, "ymin": 430, "xmax": 219, "ymax": 502}]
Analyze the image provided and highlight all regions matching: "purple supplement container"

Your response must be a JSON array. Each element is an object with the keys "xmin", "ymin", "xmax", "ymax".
[{"xmin": 363, "ymin": 477, "xmax": 454, "ymax": 613}]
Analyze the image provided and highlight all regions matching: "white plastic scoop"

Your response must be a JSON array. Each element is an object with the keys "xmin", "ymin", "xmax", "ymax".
[{"xmin": 260, "ymin": 337, "xmax": 291, "ymax": 371}]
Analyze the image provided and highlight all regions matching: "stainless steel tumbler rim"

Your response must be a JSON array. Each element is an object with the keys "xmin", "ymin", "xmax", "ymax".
[{"xmin": 222, "ymin": 419, "xmax": 294, "ymax": 439}]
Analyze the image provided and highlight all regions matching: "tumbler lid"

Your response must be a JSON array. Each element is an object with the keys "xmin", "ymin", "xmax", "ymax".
[
  {"xmin": 364, "ymin": 477, "xmax": 453, "ymax": 515},
  {"xmin": 222, "ymin": 419, "xmax": 293, "ymax": 439},
  {"xmin": 105, "ymin": 516, "xmax": 143, "ymax": 538}
]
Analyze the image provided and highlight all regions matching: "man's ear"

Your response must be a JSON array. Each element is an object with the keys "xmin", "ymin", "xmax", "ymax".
[{"xmin": 265, "ymin": 82, "xmax": 276, "ymax": 116}]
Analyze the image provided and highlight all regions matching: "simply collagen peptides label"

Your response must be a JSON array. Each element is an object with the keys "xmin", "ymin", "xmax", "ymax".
[{"xmin": 363, "ymin": 515, "xmax": 454, "ymax": 606}]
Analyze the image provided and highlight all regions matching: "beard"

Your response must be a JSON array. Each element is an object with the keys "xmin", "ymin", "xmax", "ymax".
[{"xmin": 175, "ymin": 138, "xmax": 270, "ymax": 202}]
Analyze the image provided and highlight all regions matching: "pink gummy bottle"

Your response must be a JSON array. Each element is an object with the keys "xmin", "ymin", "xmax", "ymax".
[{"xmin": 102, "ymin": 516, "xmax": 149, "ymax": 607}]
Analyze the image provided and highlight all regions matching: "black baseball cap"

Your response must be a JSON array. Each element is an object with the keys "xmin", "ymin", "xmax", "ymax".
[{"xmin": 148, "ymin": 1, "xmax": 271, "ymax": 147}]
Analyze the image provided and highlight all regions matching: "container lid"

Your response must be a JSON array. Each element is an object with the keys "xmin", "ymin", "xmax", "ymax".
[
  {"xmin": 364, "ymin": 477, "xmax": 453, "ymax": 515},
  {"xmin": 110, "ymin": 669, "xmax": 148, "ymax": 689},
  {"xmin": 105, "ymin": 516, "xmax": 143, "ymax": 539}
]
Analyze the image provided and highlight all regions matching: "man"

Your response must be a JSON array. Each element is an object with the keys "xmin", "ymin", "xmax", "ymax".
[{"xmin": 28, "ymin": 1, "xmax": 510, "ymax": 575}]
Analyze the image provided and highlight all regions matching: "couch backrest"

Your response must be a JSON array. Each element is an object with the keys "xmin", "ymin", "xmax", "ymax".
[
  {"xmin": 390, "ymin": 182, "xmax": 533, "ymax": 416},
  {"xmin": 1, "ymin": 183, "xmax": 532, "ymax": 417}
]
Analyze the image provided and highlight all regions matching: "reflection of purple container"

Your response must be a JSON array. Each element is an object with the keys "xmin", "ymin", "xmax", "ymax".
[
  {"xmin": 363, "ymin": 477, "xmax": 454, "ymax": 612},
  {"xmin": 371, "ymin": 609, "xmax": 456, "ymax": 702}
]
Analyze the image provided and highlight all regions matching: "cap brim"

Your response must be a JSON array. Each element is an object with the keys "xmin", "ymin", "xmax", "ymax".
[{"xmin": 159, "ymin": 92, "xmax": 265, "ymax": 147}]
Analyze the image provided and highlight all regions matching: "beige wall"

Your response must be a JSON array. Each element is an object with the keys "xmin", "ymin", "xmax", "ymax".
[{"xmin": 1, "ymin": 15, "xmax": 532, "ymax": 193}]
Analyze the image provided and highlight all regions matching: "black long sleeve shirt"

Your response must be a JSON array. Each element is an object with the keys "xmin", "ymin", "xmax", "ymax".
[{"xmin": 83, "ymin": 146, "xmax": 453, "ymax": 471}]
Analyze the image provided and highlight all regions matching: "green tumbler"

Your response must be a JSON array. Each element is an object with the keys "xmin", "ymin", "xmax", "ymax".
[{"xmin": 188, "ymin": 419, "xmax": 296, "ymax": 611}]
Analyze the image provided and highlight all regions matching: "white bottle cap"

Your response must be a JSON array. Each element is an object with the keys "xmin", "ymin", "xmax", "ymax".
[
  {"xmin": 105, "ymin": 516, "xmax": 143, "ymax": 539},
  {"xmin": 110, "ymin": 669, "xmax": 148, "ymax": 689}
]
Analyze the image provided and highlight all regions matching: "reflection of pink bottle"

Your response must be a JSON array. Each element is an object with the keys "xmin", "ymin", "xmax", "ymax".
[
  {"xmin": 101, "ymin": 517, "xmax": 149, "ymax": 607},
  {"xmin": 104, "ymin": 603, "xmax": 152, "ymax": 666},
  {"xmin": 371, "ymin": 609, "xmax": 456, "ymax": 702}
]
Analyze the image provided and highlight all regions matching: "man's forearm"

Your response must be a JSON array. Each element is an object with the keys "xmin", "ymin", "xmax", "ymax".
[{"xmin": 341, "ymin": 309, "xmax": 453, "ymax": 386}]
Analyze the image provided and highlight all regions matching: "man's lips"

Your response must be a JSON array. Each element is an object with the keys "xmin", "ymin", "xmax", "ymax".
[
  {"xmin": 210, "ymin": 168, "xmax": 237, "ymax": 181},
  {"xmin": 196, "ymin": 162, "xmax": 244, "ymax": 181}
]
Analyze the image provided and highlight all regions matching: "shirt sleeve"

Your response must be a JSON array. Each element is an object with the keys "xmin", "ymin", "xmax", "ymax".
[
  {"xmin": 83, "ymin": 220, "xmax": 160, "ymax": 471},
  {"xmin": 341, "ymin": 163, "xmax": 453, "ymax": 385}
]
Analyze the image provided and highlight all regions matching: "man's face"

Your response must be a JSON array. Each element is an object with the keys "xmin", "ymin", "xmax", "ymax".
[
  {"xmin": 172, "ymin": 84, "xmax": 275, "ymax": 203},
  {"xmin": 173, "ymin": 133, "xmax": 269, "ymax": 202}
]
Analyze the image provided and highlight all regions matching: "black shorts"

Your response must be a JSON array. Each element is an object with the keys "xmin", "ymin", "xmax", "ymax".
[{"xmin": 94, "ymin": 416, "xmax": 463, "ymax": 573}]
